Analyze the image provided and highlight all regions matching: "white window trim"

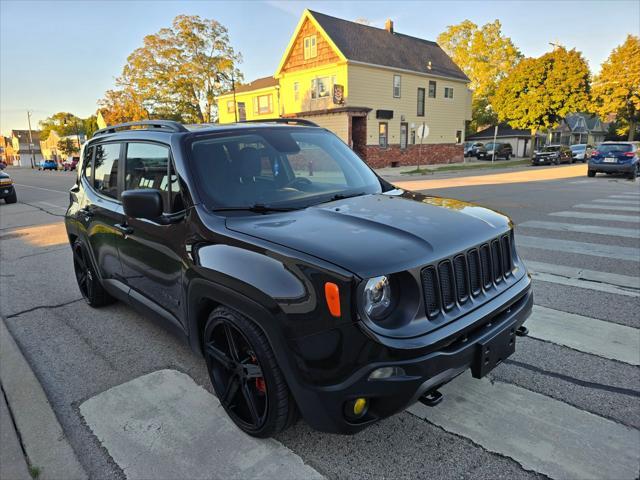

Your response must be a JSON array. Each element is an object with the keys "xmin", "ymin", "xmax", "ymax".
[
  {"xmin": 393, "ymin": 74, "xmax": 401, "ymax": 98},
  {"xmin": 444, "ymin": 87, "xmax": 454, "ymax": 99}
]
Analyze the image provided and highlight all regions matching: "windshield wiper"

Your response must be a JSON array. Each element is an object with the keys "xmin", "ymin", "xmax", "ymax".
[
  {"xmin": 211, "ymin": 204, "xmax": 299, "ymax": 214},
  {"xmin": 325, "ymin": 192, "xmax": 367, "ymax": 202}
]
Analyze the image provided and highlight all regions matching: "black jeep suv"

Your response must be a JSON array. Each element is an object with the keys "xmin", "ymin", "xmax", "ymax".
[{"xmin": 65, "ymin": 120, "xmax": 532, "ymax": 437}]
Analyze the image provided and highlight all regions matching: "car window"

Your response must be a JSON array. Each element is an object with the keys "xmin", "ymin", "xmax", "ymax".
[
  {"xmin": 542, "ymin": 146, "xmax": 560, "ymax": 152},
  {"xmin": 82, "ymin": 145, "xmax": 93, "ymax": 181},
  {"xmin": 598, "ymin": 144, "xmax": 633, "ymax": 153},
  {"xmin": 93, "ymin": 143, "xmax": 120, "ymax": 199},
  {"xmin": 125, "ymin": 142, "xmax": 183, "ymax": 213},
  {"xmin": 189, "ymin": 128, "xmax": 382, "ymax": 209}
]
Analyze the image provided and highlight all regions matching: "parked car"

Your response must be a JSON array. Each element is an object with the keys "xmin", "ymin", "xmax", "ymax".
[
  {"xmin": 476, "ymin": 142, "xmax": 513, "ymax": 160},
  {"xmin": 66, "ymin": 119, "xmax": 532, "ymax": 437},
  {"xmin": 569, "ymin": 144, "xmax": 593, "ymax": 163},
  {"xmin": 532, "ymin": 145, "xmax": 572, "ymax": 165},
  {"xmin": 463, "ymin": 141, "xmax": 484, "ymax": 157},
  {"xmin": 588, "ymin": 142, "xmax": 639, "ymax": 180},
  {"xmin": 62, "ymin": 157, "xmax": 80, "ymax": 171},
  {"xmin": 39, "ymin": 159, "xmax": 58, "ymax": 171},
  {"xmin": 0, "ymin": 170, "xmax": 17, "ymax": 203}
]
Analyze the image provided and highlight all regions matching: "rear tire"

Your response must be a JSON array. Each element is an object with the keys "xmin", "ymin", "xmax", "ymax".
[
  {"xmin": 587, "ymin": 170, "xmax": 596, "ymax": 177},
  {"xmin": 629, "ymin": 168, "xmax": 637, "ymax": 181},
  {"xmin": 72, "ymin": 240, "xmax": 114, "ymax": 307},
  {"xmin": 4, "ymin": 191, "xmax": 17, "ymax": 204},
  {"xmin": 203, "ymin": 306, "xmax": 298, "ymax": 437}
]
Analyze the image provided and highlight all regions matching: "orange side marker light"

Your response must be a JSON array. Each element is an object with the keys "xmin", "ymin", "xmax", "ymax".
[{"xmin": 324, "ymin": 282, "xmax": 341, "ymax": 318}]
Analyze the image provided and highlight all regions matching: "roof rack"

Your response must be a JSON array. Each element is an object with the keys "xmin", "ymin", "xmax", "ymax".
[
  {"xmin": 239, "ymin": 118, "xmax": 319, "ymax": 127},
  {"xmin": 92, "ymin": 120, "xmax": 188, "ymax": 137}
]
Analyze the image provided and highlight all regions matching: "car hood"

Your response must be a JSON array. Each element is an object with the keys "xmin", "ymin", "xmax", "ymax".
[{"xmin": 225, "ymin": 191, "xmax": 512, "ymax": 278}]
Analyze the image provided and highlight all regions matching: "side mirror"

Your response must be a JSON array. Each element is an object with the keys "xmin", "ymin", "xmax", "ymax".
[{"xmin": 122, "ymin": 189, "xmax": 163, "ymax": 221}]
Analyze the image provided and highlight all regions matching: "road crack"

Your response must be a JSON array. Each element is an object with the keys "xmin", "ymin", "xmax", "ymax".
[{"xmin": 6, "ymin": 298, "xmax": 83, "ymax": 318}]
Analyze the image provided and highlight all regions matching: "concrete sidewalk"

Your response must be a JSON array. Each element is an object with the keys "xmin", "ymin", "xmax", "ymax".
[{"xmin": 1, "ymin": 389, "xmax": 31, "ymax": 480}]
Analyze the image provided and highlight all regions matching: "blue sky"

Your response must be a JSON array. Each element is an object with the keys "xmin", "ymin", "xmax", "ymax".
[{"xmin": 1, "ymin": 0, "xmax": 638, "ymax": 134}]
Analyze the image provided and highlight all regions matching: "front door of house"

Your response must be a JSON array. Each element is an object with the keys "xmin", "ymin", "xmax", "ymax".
[{"xmin": 400, "ymin": 123, "xmax": 408, "ymax": 149}]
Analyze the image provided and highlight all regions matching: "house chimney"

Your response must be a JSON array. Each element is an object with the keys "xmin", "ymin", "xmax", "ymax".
[{"xmin": 385, "ymin": 19, "xmax": 394, "ymax": 33}]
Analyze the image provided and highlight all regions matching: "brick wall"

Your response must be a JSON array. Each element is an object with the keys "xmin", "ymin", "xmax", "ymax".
[{"xmin": 361, "ymin": 143, "xmax": 464, "ymax": 168}]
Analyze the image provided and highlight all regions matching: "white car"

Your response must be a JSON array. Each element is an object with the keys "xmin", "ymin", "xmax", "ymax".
[{"xmin": 569, "ymin": 144, "xmax": 593, "ymax": 163}]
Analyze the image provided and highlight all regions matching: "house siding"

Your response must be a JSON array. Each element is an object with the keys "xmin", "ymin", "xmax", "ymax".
[
  {"xmin": 281, "ymin": 18, "xmax": 341, "ymax": 73},
  {"xmin": 347, "ymin": 64, "xmax": 471, "ymax": 147},
  {"xmin": 218, "ymin": 86, "xmax": 280, "ymax": 124}
]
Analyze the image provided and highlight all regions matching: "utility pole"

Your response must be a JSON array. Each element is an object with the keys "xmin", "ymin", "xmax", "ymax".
[{"xmin": 26, "ymin": 111, "xmax": 36, "ymax": 168}]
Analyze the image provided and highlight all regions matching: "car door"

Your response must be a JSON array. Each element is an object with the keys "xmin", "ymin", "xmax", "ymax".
[
  {"xmin": 117, "ymin": 141, "xmax": 186, "ymax": 326},
  {"xmin": 79, "ymin": 142, "xmax": 127, "ymax": 284}
]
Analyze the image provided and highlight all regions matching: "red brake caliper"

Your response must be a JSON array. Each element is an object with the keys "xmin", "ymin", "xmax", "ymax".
[{"xmin": 251, "ymin": 354, "xmax": 266, "ymax": 393}]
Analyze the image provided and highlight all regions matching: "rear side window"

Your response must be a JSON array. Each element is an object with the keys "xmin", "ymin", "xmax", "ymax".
[
  {"xmin": 82, "ymin": 146, "xmax": 93, "ymax": 181},
  {"xmin": 94, "ymin": 143, "xmax": 120, "ymax": 199},
  {"xmin": 125, "ymin": 142, "xmax": 182, "ymax": 212}
]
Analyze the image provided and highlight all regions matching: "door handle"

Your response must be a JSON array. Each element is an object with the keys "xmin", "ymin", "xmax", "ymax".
[{"xmin": 114, "ymin": 223, "xmax": 134, "ymax": 235}]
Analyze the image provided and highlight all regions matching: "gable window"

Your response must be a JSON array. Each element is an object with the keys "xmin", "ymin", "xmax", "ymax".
[
  {"xmin": 293, "ymin": 82, "xmax": 300, "ymax": 101},
  {"xmin": 304, "ymin": 35, "xmax": 317, "ymax": 60},
  {"xmin": 379, "ymin": 122, "xmax": 388, "ymax": 147},
  {"xmin": 226, "ymin": 100, "xmax": 235, "ymax": 114},
  {"xmin": 428, "ymin": 80, "xmax": 436, "ymax": 98},
  {"xmin": 311, "ymin": 77, "xmax": 331, "ymax": 99},
  {"xmin": 417, "ymin": 88, "xmax": 425, "ymax": 116},
  {"xmin": 253, "ymin": 94, "xmax": 273, "ymax": 114},
  {"xmin": 444, "ymin": 87, "xmax": 454, "ymax": 99},
  {"xmin": 393, "ymin": 75, "xmax": 401, "ymax": 98}
]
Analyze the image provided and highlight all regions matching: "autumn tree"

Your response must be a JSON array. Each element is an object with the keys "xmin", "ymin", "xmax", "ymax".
[
  {"xmin": 57, "ymin": 138, "xmax": 79, "ymax": 157},
  {"xmin": 493, "ymin": 47, "xmax": 591, "ymax": 157},
  {"xmin": 100, "ymin": 15, "xmax": 242, "ymax": 124},
  {"xmin": 591, "ymin": 35, "xmax": 640, "ymax": 141},
  {"xmin": 39, "ymin": 112, "xmax": 85, "ymax": 140},
  {"xmin": 438, "ymin": 20, "xmax": 522, "ymax": 131}
]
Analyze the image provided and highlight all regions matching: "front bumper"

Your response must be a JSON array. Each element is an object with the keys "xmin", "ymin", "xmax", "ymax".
[
  {"xmin": 589, "ymin": 161, "xmax": 636, "ymax": 173},
  {"xmin": 0, "ymin": 185, "xmax": 15, "ymax": 198},
  {"xmin": 532, "ymin": 156, "xmax": 556, "ymax": 165},
  {"xmin": 293, "ymin": 274, "xmax": 533, "ymax": 434}
]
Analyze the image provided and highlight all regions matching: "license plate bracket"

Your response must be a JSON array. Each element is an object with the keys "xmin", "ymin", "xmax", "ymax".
[{"xmin": 471, "ymin": 325, "xmax": 516, "ymax": 379}]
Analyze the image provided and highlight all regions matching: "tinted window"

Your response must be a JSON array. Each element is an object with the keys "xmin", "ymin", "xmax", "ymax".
[
  {"xmin": 125, "ymin": 143, "xmax": 182, "ymax": 212},
  {"xmin": 82, "ymin": 145, "xmax": 93, "ymax": 181},
  {"xmin": 189, "ymin": 128, "xmax": 382, "ymax": 209},
  {"xmin": 599, "ymin": 144, "xmax": 633, "ymax": 153},
  {"xmin": 93, "ymin": 143, "xmax": 120, "ymax": 199},
  {"xmin": 542, "ymin": 146, "xmax": 561, "ymax": 152}
]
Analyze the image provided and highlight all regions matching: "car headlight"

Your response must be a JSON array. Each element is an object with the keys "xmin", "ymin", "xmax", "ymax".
[{"xmin": 362, "ymin": 276, "xmax": 393, "ymax": 321}]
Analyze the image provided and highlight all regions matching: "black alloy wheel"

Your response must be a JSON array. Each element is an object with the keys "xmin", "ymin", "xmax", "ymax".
[
  {"xmin": 204, "ymin": 307, "xmax": 297, "ymax": 437},
  {"xmin": 72, "ymin": 240, "xmax": 113, "ymax": 307}
]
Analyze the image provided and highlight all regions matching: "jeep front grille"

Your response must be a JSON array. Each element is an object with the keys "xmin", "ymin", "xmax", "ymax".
[{"xmin": 421, "ymin": 232, "xmax": 515, "ymax": 319}]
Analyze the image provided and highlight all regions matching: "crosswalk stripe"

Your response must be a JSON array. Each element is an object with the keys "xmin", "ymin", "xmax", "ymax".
[
  {"xmin": 408, "ymin": 372, "xmax": 640, "ymax": 480},
  {"xmin": 529, "ymin": 271, "xmax": 640, "ymax": 297},
  {"xmin": 517, "ymin": 235, "xmax": 640, "ymax": 261},
  {"xmin": 525, "ymin": 260, "xmax": 640, "ymax": 293},
  {"xmin": 573, "ymin": 203, "xmax": 639, "ymax": 212},
  {"xmin": 528, "ymin": 305, "xmax": 640, "ymax": 365},
  {"xmin": 80, "ymin": 370, "xmax": 323, "ymax": 480},
  {"xmin": 549, "ymin": 211, "xmax": 640, "ymax": 223},
  {"xmin": 592, "ymin": 199, "xmax": 640, "ymax": 205},
  {"xmin": 609, "ymin": 194, "xmax": 640, "ymax": 198},
  {"xmin": 519, "ymin": 220, "xmax": 640, "ymax": 239}
]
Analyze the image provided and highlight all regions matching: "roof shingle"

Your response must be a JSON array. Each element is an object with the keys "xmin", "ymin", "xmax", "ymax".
[{"xmin": 309, "ymin": 10, "xmax": 469, "ymax": 82}]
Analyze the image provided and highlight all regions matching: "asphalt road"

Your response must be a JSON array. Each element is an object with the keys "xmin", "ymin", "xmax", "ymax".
[{"xmin": 1, "ymin": 165, "xmax": 639, "ymax": 480}]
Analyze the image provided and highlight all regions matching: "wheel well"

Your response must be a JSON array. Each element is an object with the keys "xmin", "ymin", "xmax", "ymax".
[
  {"xmin": 68, "ymin": 233, "xmax": 77, "ymax": 246},
  {"xmin": 194, "ymin": 296, "xmax": 220, "ymax": 350}
]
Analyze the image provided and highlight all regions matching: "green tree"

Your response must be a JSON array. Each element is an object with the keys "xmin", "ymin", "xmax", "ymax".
[
  {"xmin": 101, "ymin": 15, "xmax": 242, "ymax": 123},
  {"xmin": 493, "ymin": 47, "xmax": 591, "ymax": 157},
  {"xmin": 83, "ymin": 115, "xmax": 99, "ymax": 138},
  {"xmin": 437, "ymin": 20, "xmax": 522, "ymax": 131},
  {"xmin": 57, "ymin": 137, "xmax": 79, "ymax": 157},
  {"xmin": 39, "ymin": 112, "xmax": 85, "ymax": 140},
  {"xmin": 591, "ymin": 35, "xmax": 640, "ymax": 141}
]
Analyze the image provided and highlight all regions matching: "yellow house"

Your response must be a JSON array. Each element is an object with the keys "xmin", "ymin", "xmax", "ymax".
[{"xmin": 218, "ymin": 9, "xmax": 472, "ymax": 167}]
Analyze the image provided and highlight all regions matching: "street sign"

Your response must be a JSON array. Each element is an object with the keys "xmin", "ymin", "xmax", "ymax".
[{"xmin": 416, "ymin": 123, "xmax": 430, "ymax": 139}]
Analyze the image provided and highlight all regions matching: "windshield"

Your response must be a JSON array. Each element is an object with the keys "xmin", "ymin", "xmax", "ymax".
[
  {"xmin": 570, "ymin": 145, "xmax": 585, "ymax": 152},
  {"xmin": 598, "ymin": 144, "xmax": 633, "ymax": 153},
  {"xmin": 189, "ymin": 128, "xmax": 383, "ymax": 209},
  {"xmin": 542, "ymin": 146, "xmax": 561, "ymax": 152},
  {"xmin": 485, "ymin": 143, "xmax": 497, "ymax": 149}
]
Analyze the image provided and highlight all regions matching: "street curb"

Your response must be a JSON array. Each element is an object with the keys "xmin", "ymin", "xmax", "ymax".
[{"xmin": 0, "ymin": 317, "xmax": 87, "ymax": 480}]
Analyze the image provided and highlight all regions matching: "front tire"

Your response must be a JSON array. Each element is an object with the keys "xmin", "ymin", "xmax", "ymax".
[
  {"xmin": 5, "ymin": 191, "xmax": 17, "ymax": 204},
  {"xmin": 72, "ymin": 240, "xmax": 114, "ymax": 307},
  {"xmin": 587, "ymin": 170, "xmax": 596, "ymax": 177},
  {"xmin": 203, "ymin": 306, "xmax": 297, "ymax": 438}
]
